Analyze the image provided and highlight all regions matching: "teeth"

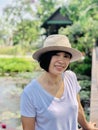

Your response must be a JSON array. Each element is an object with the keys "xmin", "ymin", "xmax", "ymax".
[
  {"xmin": 56, "ymin": 66, "xmax": 64, "ymax": 69},
  {"xmin": 55, "ymin": 64, "xmax": 65, "ymax": 69}
]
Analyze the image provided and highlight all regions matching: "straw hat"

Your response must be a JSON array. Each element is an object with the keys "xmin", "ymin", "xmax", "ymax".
[{"xmin": 33, "ymin": 34, "xmax": 82, "ymax": 62}]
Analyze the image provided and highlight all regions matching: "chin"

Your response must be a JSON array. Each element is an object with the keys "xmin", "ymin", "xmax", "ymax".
[{"xmin": 55, "ymin": 71, "xmax": 64, "ymax": 75}]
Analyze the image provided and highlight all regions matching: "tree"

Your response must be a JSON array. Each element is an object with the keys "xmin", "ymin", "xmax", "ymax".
[
  {"xmin": 36, "ymin": 0, "xmax": 58, "ymax": 22},
  {"xmin": 3, "ymin": 0, "xmax": 34, "ymax": 26},
  {"xmin": 2, "ymin": 0, "xmax": 40, "ymax": 45},
  {"xmin": 59, "ymin": 0, "xmax": 98, "ymax": 56},
  {"xmin": 13, "ymin": 19, "xmax": 40, "ymax": 45},
  {"xmin": 58, "ymin": 0, "xmax": 98, "ymax": 77}
]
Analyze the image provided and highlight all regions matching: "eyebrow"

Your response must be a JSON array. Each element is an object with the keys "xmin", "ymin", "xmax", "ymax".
[{"xmin": 57, "ymin": 51, "xmax": 72, "ymax": 58}]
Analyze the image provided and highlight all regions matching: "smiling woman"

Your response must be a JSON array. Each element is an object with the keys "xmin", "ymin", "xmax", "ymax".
[{"xmin": 20, "ymin": 34, "xmax": 98, "ymax": 130}]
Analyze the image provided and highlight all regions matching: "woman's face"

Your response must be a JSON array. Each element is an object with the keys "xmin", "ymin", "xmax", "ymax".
[{"xmin": 48, "ymin": 52, "xmax": 71, "ymax": 75}]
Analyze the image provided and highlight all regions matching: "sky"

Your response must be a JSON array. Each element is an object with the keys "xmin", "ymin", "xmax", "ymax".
[{"xmin": 0, "ymin": 0, "xmax": 13, "ymax": 16}]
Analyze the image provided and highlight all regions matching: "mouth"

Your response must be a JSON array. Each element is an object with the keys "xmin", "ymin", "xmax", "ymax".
[{"xmin": 55, "ymin": 65, "xmax": 65, "ymax": 71}]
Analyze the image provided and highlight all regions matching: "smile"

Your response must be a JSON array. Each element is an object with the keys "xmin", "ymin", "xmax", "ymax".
[{"xmin": 55, "ymin": 65, "xmax": 65, "ymax": 70}]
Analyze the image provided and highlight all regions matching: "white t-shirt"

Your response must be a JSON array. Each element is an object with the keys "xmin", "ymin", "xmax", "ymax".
[{"xmin": 20, "ymin": 70, "xmax": 81, "ymax": 130}]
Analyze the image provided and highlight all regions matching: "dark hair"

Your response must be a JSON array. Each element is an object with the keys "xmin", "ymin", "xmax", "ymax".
[{"xmin": 38, "ymin": 50, "xmax": 72, "ymax": 72}]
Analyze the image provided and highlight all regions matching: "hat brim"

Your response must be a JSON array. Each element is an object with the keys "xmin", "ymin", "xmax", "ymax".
[{"xmin": 33, "ymin": 46, "xmax": 82, "ymax": 62}]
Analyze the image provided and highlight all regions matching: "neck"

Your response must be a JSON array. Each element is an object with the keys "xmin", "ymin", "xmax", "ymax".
[
  {"xmin": 37, "ymin": 71, "xmax": 64, "ymax": 98},
  {"xmin": 41, "ymin": 71, "xmax": 63, "ymax": 85}
]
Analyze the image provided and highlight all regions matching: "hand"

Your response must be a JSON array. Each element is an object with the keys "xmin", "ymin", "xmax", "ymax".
[
  {"xmin": 83, "ymin": 121, "xmax": 98, "ymax": 130},
  {"xmin": 78, "ymin": 128, "xmax": 83, "ymax": 130}
]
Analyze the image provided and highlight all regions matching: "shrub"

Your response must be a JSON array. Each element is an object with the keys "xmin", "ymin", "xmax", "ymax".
[
  {"xmin": 0, "ymin": 57, "xmax": 39, "ymax": 75},
  {"xmin": 70, "ymin": 56, "xmax": 92, "ymax": 77}
]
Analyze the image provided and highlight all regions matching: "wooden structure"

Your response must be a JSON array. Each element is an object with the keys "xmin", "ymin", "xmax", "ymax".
[
  {"xmin": 90, "ymin": 46, "xmax": 98, "ymax": 126},
  {"xmin": 41, "ymin": 8, "xmax": 72, "ymax": 36}
]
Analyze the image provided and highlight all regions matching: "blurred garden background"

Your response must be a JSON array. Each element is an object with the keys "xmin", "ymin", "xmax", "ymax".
[{"xmin": 0, "ymin": 0, "xmax": 98, "ymax": 129}]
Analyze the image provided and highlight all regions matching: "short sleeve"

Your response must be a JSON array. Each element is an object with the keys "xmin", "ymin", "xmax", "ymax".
[
  {"xmin": 20, "ymin": 91, "xmax": 36, "ymax": 117},
  {"xmin": 64, "ymin": 70, "xmax": 81, "ymax": 93},
  {"xmin": 75, "ymin": 80, "xmax": 81, "ymax": 93},
  {"xmin": 71, "ymin": 71, "xmax": 81, "ymax": 93}
]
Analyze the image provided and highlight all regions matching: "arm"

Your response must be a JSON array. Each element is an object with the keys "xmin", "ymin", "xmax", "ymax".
[
  {"xmin": 77, "ymin": 94, "xmax": 98, "ymax": 130},
  {"xmin": 77, "ymin": 94, "xmax": 89, "ymax": 128},
  {"xmin": 21, "ymin": 116, "xmax": 35, "ymax": 130}
]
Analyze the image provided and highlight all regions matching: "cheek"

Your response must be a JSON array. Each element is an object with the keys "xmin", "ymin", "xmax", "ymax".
[{"xmin": 65, "ymin": 61, "xmax": 70, "ymax": 69}]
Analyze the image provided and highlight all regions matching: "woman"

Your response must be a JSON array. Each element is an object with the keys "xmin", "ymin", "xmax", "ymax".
[{"xmin": 20, "ymin": 34, "xmax": 98, "ymax": 130}]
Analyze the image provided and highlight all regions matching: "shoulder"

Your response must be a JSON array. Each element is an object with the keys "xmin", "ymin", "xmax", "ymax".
[
  {"xmin": 64, "ymin": 70, "xmax": 81, "ymax": 92},
  {"xmin": 23, "ymin": 79, "xmax": 38, "ymax": 96},
  {"xmin": 63, "ymin": 70, "xmax": 77, "ymax": 79}
]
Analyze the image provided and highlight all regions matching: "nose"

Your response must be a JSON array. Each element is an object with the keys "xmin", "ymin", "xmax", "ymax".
[{"xmin": 58, "ymin": 56, "xmax": 65, "ymax": 63}]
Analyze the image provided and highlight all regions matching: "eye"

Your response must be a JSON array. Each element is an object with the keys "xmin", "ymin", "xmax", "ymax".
[
  {"xmin": 56, "ymin": 53, "xmax": 59, "ymax": 56},
  {"xmin": 64, "ymin": 54, "xmax": 71, "ymax": 59},
  {"xmin": 54, "ymin": 53, "xmax": 60, "ymax": 56}
]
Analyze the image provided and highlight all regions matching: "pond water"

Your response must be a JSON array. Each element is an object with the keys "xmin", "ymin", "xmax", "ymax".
[
  {"xmin": 0, "ymin": 77, "xmax": 24, "ymax": 130},
  {"xmin": 0, "ymin": 71, "xmax": 40, "ymax": 130}
]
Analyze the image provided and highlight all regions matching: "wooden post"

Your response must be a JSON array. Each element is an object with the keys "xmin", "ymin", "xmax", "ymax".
[{"xmin": 90, "ymin": 47, "xmax": 98, "ymax": 126}]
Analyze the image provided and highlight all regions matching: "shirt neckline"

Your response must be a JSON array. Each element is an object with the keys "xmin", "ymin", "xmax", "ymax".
[{"xmin": 34, "ymin": 79, "xmax": 66, "ymax": 102}]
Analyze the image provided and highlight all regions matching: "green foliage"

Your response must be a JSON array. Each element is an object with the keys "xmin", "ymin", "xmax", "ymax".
[
  {"xmin": 79, "ymin": 80, "xmax": 91, "ymax": 91},
  {"xmin": 59, "ymin": 0, "xmax": 98, "ymax": 57},
  {"xmin": 70, "ymin": 56, "xmax": 92, "ymax": 77},
  {"xmin": 0, "ymin": 57, "xmax": 39, "ymax": 75},
  {"xmin": 13, "ymin": 20, "xmax": 40, "ymax": 45},
  {"xmin": 79, "ymin": 79, "xmax": 91, "ymax": 121},
  {"xmin": 3, "ymin": 0, "xmax": 33, "ymax": 26},
  {"xmin": 36, "ymin": 0, "xmax": 57, "ymax": 22},
  {"xmin": 0, "ymin": 46, "xmax": 22, "ymax": 55},
  {"xmin": 1, "ymin": 0, "xmax": 40, "ymax": 46},
  {"xmin": 0, "ymin": 45, "xmax": 36, "ymax": 55}
]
